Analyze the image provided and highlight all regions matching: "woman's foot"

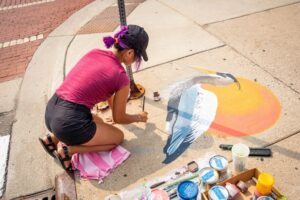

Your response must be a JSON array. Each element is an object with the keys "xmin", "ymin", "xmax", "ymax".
[
  {"xmin": 38, "ymin": 133, "xmax": 57, "ymax": 158},
  {"xmin": 55, "ymin": 144, "xmax": 73, "ymax": 172}
]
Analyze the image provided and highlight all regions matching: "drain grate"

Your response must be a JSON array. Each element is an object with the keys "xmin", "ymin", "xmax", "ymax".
[
  {"xmin": 78, "ymin": 0, "xmax": 145, "ymax": 34},
  {"xmin": 12, "ymin": 189, "xmax": 55, "ymax": 200}
]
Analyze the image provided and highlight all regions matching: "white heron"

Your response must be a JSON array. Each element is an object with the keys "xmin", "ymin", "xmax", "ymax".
[{"xmin": 164, "ymin": 72, "xmax": 240, "ymax": 162}]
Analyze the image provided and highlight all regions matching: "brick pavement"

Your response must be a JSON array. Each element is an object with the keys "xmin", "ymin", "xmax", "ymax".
[
  {"xmin": 0, "ymin": 0, "xmax": 42, "ymax": 8},
  {"xmin": 0, "ymin": 0, "xmax": 94, "ymax": 82}
]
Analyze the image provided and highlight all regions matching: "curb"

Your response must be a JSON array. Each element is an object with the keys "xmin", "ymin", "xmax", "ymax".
[
  {"xmin": 3, "ymin": 1, "xmax": 114, "ymax": 199},
  {"xmin": 55, "ymin": 172, "xmax": 76, "ymax": 200}
]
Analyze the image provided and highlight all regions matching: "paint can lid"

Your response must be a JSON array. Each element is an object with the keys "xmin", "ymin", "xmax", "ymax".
[
  {"xmin": 208, "ymin": 185, "xmax": 229, "ymax": 200},
  {"xmin": 177, "ymin": 180, "xmax": 199, "ymax": 199},
  {"xmin": 199, "ymin": 167, "xmax": 219, "ymax": 184},
  {"xmin": 232, "ymin": 143, "xmax": 250, "ymax": 157},
  {"xmin": 257, "ymin": 196, "xmax": 275, "ymax": 200},
  {"xmin": 151, "ymin": 189, "xmax": 169, "ymax": 200},
  {"xmin": 209, "ymin": 155, "xmax": 228, "ymax": 171}
]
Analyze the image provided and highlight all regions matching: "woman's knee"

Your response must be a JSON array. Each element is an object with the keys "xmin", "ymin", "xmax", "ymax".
[{"xmin": 88, "ymin": 123, "xmax": 124, "ymax": 146}]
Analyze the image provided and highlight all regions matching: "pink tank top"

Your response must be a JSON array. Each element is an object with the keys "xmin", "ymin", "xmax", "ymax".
[{"xmin": 56, "ymin": 49, "xmax": 129, "ymax": 109}]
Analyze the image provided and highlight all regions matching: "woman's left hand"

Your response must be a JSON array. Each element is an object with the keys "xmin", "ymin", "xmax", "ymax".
[{"xmin": 137, "ymin": 111, "xmax": 148, "ymax": 122}]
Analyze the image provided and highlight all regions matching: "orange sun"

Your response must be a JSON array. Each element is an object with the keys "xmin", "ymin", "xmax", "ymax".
[
  {"xmin": 194, "ymin": 67, "xmax": 281, "ymax": 137},
  {"xmin": 201, "ymin": 77, "xmax": 281, "ymax": 137}
]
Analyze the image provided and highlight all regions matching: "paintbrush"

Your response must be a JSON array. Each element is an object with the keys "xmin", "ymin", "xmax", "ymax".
[
  {"xmin": 142, "ymin": 96, "xmax": 145, "ymax": 111},
  {"xmin": 162, "ymin": 173, "xmax": 199, "ymax": 191}
]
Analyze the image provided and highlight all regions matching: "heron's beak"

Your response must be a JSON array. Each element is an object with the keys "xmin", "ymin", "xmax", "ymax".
[
  {"xmin": 226, "ymin": 73, "xmax": 241, "ymax": 90},
  {"xmin": 193, "ymin": 67, "xmax": 242, "ymax": 90},
  {"xmin": 217, "ymin": 72, "xmax": 242, "ymax": 90},
  {"xmin": 192, "ymin": 66, "xmax": 216, "ymax": 74}
]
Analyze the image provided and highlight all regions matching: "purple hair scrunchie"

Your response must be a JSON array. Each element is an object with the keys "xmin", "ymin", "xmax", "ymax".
[{"xmin": 103, "ymin": 26, "xmax": 129, "ymax": 49}]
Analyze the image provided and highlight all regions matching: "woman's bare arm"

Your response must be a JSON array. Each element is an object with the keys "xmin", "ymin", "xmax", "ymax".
[
  {"xmin": 108, "ymin": 95, "xmax": 114, "ymax": 111},
  {"xmin": 112, "ymin": 85, "xmax": 148, "ymax": 124}
]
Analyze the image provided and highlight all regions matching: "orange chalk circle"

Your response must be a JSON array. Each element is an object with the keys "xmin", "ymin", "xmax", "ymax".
[{"xmin": 202, "ymin": 78, "xmax": 281, "ymax": 137}]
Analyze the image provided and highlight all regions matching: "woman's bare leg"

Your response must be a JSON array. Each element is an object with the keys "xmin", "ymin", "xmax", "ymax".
[{"xmin": 56, "ymin": 122, "xmax": 124, "ymax": 167}]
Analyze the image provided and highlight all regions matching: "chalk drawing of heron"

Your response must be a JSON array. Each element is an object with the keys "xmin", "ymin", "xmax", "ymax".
[{"xmin": 163, "ymin": 71, "xmax": 240, "ymax": 163}]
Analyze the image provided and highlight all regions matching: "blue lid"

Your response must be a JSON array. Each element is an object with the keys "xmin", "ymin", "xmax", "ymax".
[{"xmin": 177, "ymin": 181, "xmax": 199, "ymax": 199}]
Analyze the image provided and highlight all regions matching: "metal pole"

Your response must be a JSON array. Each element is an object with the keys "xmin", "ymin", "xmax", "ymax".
[
  {"xmin": 117, "ymin": 0, "xmax": 127, "ymax": 26},
  {"xmin": 117, "ymin": 0, "xmax": 145, "ymax": 99}
]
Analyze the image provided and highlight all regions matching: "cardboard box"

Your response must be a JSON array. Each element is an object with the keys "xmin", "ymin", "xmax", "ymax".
[{"xmin": 201, "ymin": 168, "xmax": 283, "ymax": 200}]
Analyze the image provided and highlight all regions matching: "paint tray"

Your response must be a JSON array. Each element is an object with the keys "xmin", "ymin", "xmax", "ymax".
[{"xmin": 201, "ymin": 168, "xmax": 284, "ymax": 200}]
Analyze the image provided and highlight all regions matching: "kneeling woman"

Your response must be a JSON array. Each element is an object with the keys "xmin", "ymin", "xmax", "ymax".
[{"xmin": 39, "ymin": 25, "xmax": 149, "ymax": 171}]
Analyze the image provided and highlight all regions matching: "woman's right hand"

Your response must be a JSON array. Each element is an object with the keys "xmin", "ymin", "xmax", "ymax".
[{"xmin": 138, "ymin": 112, "xmax": 148, "ymax": 122}]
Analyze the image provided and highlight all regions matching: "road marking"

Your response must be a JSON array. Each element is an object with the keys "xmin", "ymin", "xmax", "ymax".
[
  {"xmin": 0, "ymin": 135, "xmax": 10, "ymax": 197},
  {"xmin": 0, "ymin": 0, "xmax": 55, "ymax": 11},
  {"xmin": 0, "ymin": 34, "xmax": 43, "ymax": 49}
]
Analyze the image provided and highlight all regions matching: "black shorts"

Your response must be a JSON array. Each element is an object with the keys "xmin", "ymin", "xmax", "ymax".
[{"xmin": 45, "ymin": 93, "xmax": 96, "ymax": 146}]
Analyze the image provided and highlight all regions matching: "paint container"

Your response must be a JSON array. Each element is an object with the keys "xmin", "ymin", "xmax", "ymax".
[
  {"xmin": 199, "ymin": 167, "xmax": 219, "ymax": 185},
  {"xmin": 209, "ymin": 155, "xmax": 228, "ymax": 172},
  {"xmin": 153, "ymin": 92, "xmax": 161, "ymax": 101},
  {"xmin": 225, "ymin": 182, "xmax": 239, "ymax": 199},
  {"xmin": 187, "ymin": 161, "xmax": 199, "ymax": 173},
  {"xmin": 231, "ymin": 143, "xmax": 250, "ymax": 174},
  {"xmin": 256, "ymin": 173, "xmax": 274, "ymax": 195},
  {"xmin": 177, "ymin": 180, "xmax": 199, "ymax": 200},
  {"xmin": 276, "ymin": 196, "xmax": 287, "ymax": 200},
  {"xmin": 209, "ymin": 155, "xmax": 229, "ymax": 181},
  {"xmin": 104, "ymin": 194, "xmax": 122, "ymax": 200},
  {"xmin": 208, "ymin": 185, "xmax": 229, "ymax": 200},
  {"xmin": 236, "ymin": 180, "xmax": 248, "ymax": 193},
  {"xmin": 151, "ymin": 189, "xmax": 170, "ymax": 200},
  {"xmin": 257, "ymin": 196, "xmax": 274, "ymax": 200},
  {"xmin": 252, "ymin": 190, "xmax": 264, "ymax": 200},
  {"xmin": 119, "ymin": 185, "xmax": 152, "ymax": 200},
  {"xmin": 97, "ymin": 101, "xmax": 109, "ymax": 111}
]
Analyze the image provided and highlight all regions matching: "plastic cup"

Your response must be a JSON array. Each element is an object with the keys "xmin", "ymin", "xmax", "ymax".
[{"xmin": 231, "ymin": 143, "xmax": 250, "ymax": 174}]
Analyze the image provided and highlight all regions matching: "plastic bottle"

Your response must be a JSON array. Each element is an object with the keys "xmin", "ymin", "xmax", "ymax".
[{"xmin": 256, "ymin": 173, "xmax": 274, "ymax": 195}]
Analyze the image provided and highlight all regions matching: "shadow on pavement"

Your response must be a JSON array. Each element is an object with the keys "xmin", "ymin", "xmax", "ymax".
[
  {"xmin": 87, "ymin": 122, "xmax": 166, "ymax": 191},
  {"xmin": 86, "ymin": 122, "xmax": 214, "ymax": 191}
]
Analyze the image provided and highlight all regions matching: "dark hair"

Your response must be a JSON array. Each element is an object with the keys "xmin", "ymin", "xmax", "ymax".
[
  {"xmin": 112, "ymin": 40, "xmax": 141, "ymax": 71},
  {"xmin": 113, "ymin": 42, "xmax": 125, "ymax": 52},
  {"xmin": 103, "ymin": 25, "xmax": 148, "ymax": 70}
]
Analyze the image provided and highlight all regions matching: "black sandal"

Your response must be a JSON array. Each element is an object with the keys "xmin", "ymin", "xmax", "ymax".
[
  {"xmin": 39, "ymin": 134, "xmax": 56, "ymax": 158},
  {"xmin": 55, "ymin": 146, "xmax": 73, "ymax": 172}
]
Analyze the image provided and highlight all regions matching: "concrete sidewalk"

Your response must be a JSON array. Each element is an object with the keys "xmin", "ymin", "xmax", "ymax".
[{"xmin": 2, "ymin": 0, "xmax": 300, "ymax": 199}]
